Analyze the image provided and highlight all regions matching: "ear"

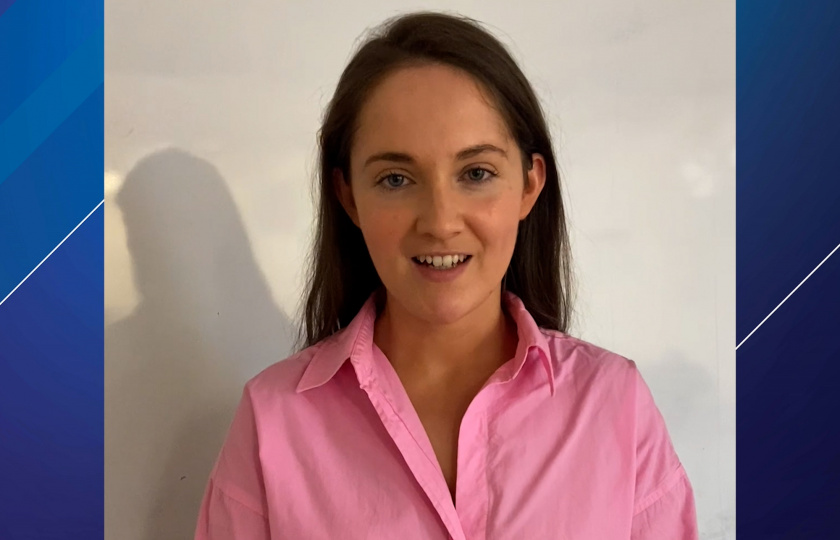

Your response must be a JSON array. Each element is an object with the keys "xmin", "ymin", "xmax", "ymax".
[
  {"xmin": 333, "ymin": 168, "xmax": 360, "ymax": 227},
  {"xmin": 519, "ymin": 153, "xmax": 546, "ymax": 220}
]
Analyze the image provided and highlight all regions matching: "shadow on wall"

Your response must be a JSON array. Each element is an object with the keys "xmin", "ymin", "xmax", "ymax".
[{"xmin": 104, "ymin": 149, "xmax": 296, "ymax": 540}]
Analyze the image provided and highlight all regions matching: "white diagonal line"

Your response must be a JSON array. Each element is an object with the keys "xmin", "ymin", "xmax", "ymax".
[
  {"xmin": 737, "ymin": 241, "xmax": 840, "ymax": 350},
  {"xmin": 0, "ymin": 199, "xmax": 104, "ymax": 308}
]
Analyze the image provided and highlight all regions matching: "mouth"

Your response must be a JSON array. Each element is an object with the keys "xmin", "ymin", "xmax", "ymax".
[{"xmin": 411, "ymin": 254, "xmax": 472, "ymax": 270}]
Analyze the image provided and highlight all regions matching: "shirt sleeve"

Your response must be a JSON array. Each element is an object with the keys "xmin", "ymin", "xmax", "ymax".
[
  {"xmin": 194, "ymin": 384, "xmax": 271, "ymax": 540},
  {"xmin": 629, "ymin": 364, "xmax": 699, "ymax": 540}
]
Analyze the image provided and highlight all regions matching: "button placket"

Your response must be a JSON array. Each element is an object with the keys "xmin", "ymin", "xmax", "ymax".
[
  {"xmin": 455, "ymin": 382, "xmax": 500, "ymax": 540},
  {"xmin": 359, "ymin": 377, "xmax": 467, "ymax": 540}
]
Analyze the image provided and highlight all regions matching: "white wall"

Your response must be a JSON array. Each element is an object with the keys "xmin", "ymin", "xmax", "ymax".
[{"xmin": 104, "ymin": 1, "xmax": 735, "ymax": 538}]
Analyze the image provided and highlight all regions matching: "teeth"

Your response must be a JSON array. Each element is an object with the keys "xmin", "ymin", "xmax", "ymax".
[{"xmin": 415, "ymin": 254, "xmax": 469, "ymax": 270}]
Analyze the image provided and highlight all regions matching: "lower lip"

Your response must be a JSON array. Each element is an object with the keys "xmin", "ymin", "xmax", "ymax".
[{"xmin": 411, "ymin": 257, "xmax": 471, "ymax": 283}]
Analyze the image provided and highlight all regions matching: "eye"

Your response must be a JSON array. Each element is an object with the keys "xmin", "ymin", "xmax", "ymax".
[
  {"xmin": 463, "ymin": 167, "xmax": 497, "ymax": 184},
  {"xmin": 377, "ymin": 172, "xmax": 410, "ymax": 190}
]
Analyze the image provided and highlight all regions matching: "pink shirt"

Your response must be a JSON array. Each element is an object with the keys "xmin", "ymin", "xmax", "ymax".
[{"xmin": 195, "ymin": 292, "xmax": 698, "ymax": 539}]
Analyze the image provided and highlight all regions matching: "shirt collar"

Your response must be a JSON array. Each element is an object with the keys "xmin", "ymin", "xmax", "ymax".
[
  {"xmin": 296, "ymin": 291, "xmax": 555, "ymax": 396},
  {"xmin": 501, "ymin": 291, "xmax": 556, "ymax": 396}
]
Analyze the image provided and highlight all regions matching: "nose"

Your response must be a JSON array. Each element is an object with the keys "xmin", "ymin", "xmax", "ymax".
[{"xmin": 414, "ymin": 179, "xmax": 463, "ymax": 240}]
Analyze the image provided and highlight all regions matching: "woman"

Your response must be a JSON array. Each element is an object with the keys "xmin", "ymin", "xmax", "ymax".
[{"xmin": 195, "ymin": 11, "xmax": 698, "ymax": 539}]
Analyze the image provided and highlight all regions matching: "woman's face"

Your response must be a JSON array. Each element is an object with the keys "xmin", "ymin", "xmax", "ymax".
[{"xmin": 337, "ymin": 63, "xmax": 545, "ymax": 325}]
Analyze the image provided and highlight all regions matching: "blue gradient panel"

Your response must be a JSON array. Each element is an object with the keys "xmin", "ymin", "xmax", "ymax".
[
  {"xmin": 0, "ymin": 27, "xmax": 104, "ymax": 186},
  {"xmin": 0, "ymin": 0, "xmax": 103, "ymax": 537},
  {"xmin": 0, "ymin": 0, "xmax": 103, "ymax": 125},
  {"xmin": 0, "ymin": 207, "xmax": 103, "ymax": 538},
  {"xmin": 0, "ymin": 1, "xmax": 16, "ymax": 19},
  {"xmin": 0, "ymin": 85, "xmax": 104, "ymax": 307},
  {"xmin": 738, "ymin": 1, "xmax": 840, "ymax": 537}
]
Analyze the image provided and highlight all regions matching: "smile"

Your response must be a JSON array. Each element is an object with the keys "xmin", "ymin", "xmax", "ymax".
[{"xmin": 411, "ymin": 254, "xmax": 471, "ymax": 270}]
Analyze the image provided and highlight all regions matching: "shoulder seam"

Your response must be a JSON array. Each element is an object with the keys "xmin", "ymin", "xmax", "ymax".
[
  {"xmin": 632, "ymin": 463, "xmax": 688, "ymax": 516},
  {"xmin": 209, "ymin": 477, "xmax": 268, "ymax": 518}
]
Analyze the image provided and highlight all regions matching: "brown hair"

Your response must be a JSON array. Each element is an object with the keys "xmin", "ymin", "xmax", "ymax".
[{"xmin": 299, "ymin": 10, "xmax": 574, "ymax": 349}]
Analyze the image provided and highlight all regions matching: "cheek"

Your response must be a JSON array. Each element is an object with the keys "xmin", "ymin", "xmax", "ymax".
[
  {"xmin": 472, "ymin": 194, "xmax": 522, "ymax": 256},
  {"xmin": 356, "ymin": 202, "xmax": 409, "ymax": 263}
]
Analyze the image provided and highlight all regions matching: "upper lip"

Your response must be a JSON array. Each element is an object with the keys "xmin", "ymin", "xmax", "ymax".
[{"xmin": 412, "ymin": 252, "xmax": 470, "ymax": 258}]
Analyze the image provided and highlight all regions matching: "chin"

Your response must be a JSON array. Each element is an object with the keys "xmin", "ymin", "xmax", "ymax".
[{"xmin": 411, "ymin": 288, "xmax": 485, "ymax": 326}]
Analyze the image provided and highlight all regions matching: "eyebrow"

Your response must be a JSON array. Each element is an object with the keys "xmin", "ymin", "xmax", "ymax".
[{"xmin": 362, "ymin": 143, "xmax": 508, "ymax": 170}]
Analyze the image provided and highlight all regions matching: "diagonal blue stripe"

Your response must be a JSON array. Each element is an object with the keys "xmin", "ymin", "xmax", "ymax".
[
  {"xmin": 0, "ymin": 0, "xmax": 16, "ymax": 18},
  {"xmin": 0, "ymin": 84, "xmax": 103, "ymax": 304},
  {"xmin": 0, "ymin": 0, "xmax": 102, "ymax": 124},
  {"xmin": 0, "ymin": 25, "xmax": 103, "ymax": 186}
]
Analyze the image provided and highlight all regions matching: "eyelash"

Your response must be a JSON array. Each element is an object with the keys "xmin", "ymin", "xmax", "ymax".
[{"xmin": 376, "ymin": 167, "xmax": 498, "ymax": 190}]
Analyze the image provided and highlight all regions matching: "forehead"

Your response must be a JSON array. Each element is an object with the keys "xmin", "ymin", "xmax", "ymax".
[{"xmin": 352, "ymin": 64, "xmax": 512, "ymax": 165}]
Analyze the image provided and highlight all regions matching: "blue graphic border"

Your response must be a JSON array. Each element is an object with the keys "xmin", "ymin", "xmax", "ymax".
[
  {"xmin": 0, "ymin": 0, "xmax": 104, "ymax": 537},
  {"xmin": 738, "ymin": 1, "xmax": 840, "ymax": 537}
]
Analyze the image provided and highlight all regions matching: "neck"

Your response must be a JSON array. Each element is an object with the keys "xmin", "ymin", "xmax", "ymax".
[{"xmin": 373, "ymin": 288, "xmax": 518, "ymax": 390}]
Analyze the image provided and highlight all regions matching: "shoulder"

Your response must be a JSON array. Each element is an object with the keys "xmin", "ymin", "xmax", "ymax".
[
  {"xmin": 539, "ymin": 328, "xmax": 641, "ymax": 389},
  {"xmin": 539, "ymin": 329, "xmax": 680, "ymax": 460}
]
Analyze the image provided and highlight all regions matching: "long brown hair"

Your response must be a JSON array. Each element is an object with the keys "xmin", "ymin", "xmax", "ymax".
[{"xmin": 299, "ymin": 10, "xmax": 574, "ymax": 349}]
